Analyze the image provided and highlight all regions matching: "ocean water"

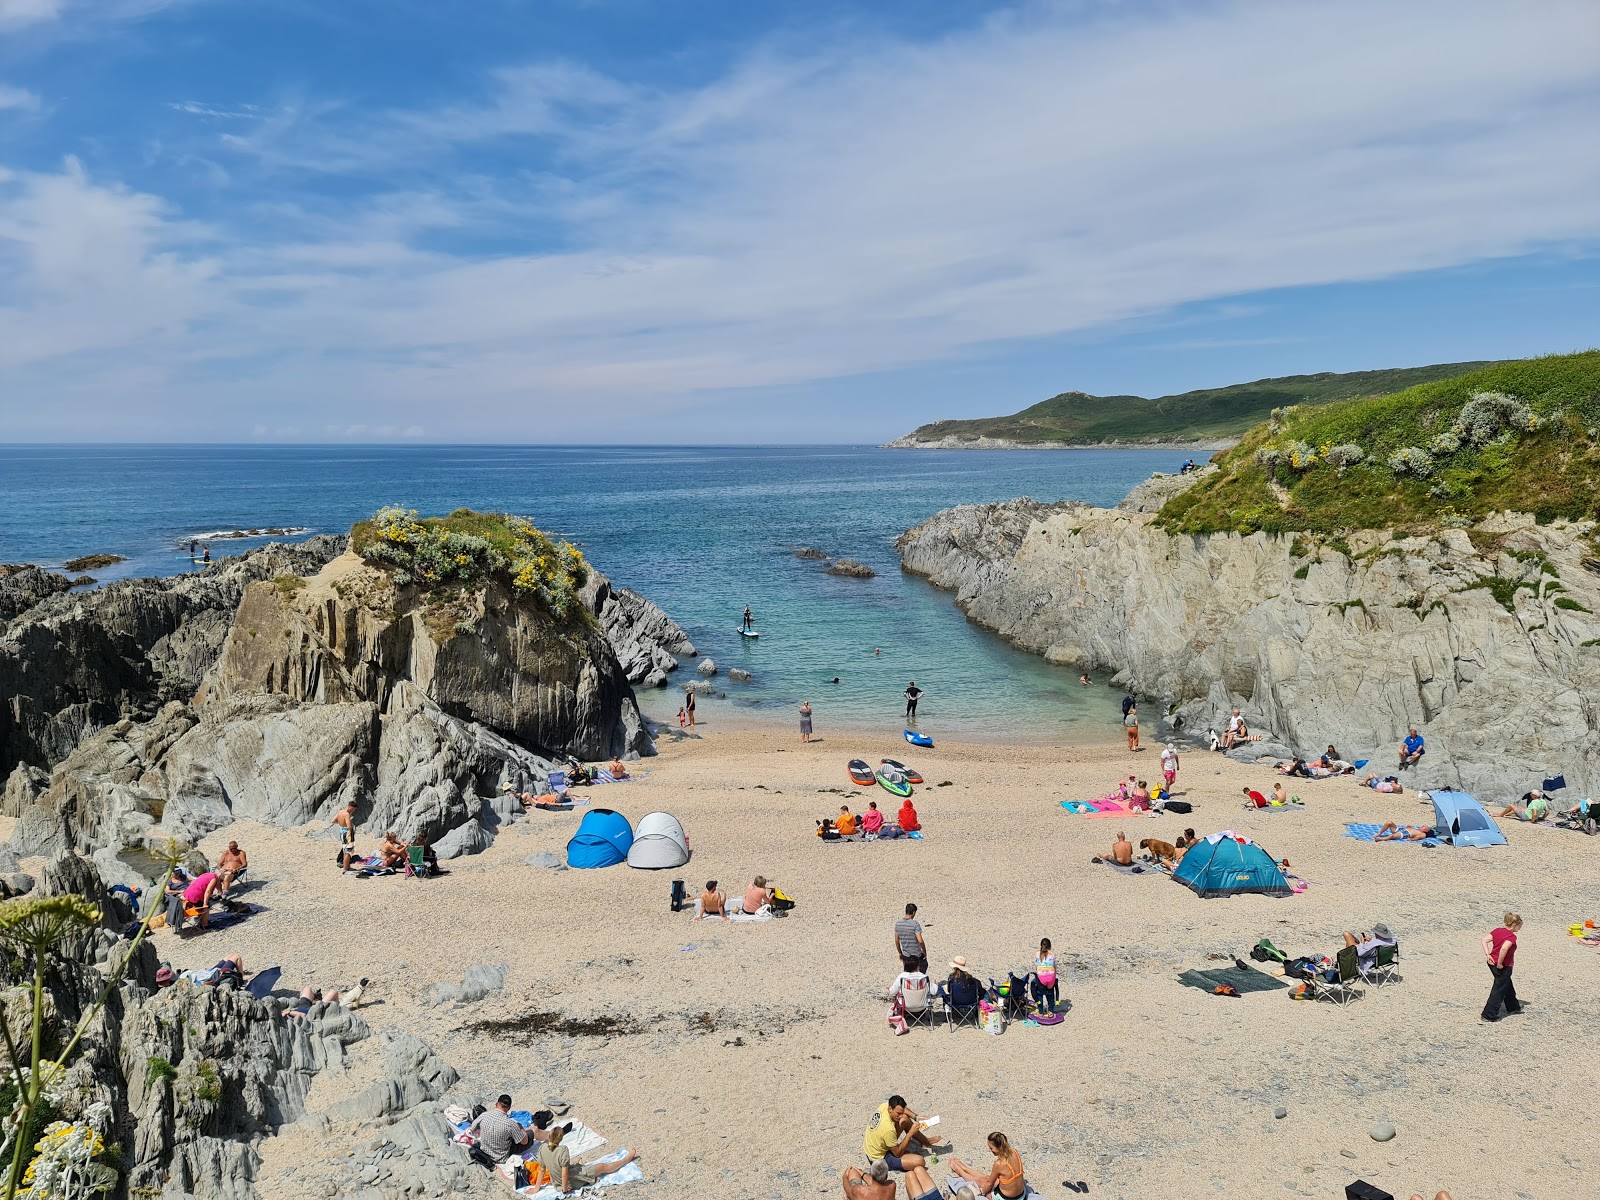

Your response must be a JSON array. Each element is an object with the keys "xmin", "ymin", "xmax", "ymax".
[{"xmin": 0, "ymin": 445, "xmax": 1176, "ymax": 741}]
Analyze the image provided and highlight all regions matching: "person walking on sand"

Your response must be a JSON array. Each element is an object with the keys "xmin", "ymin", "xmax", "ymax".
[
  {"xmin": 1160, "ymin": 742, "xmax": 1180, "ymax": 789},
  {"xmin": 1124, "ymin": 706, "xmax": 1140, "ymax": 751},
  {"xmin": 684, "ymin": 685, "xmax": 697, "ymax": 729},
  {"xmin": 904, "ymin": 681, "xmax": 923, "ymax": 722},
  {"xmin": 742, "ymin": 604, "xmax": 754, "ymax": 632},
  {"xmin": 895, "ymin": 903, "xmax": 927, "ymax": 973},
  {"xmin": 1481, "ymin": 911, "xmax": 1524, "ymax": 1022},
  {"xmin": 800, "ymin": 700, "xmax": 814, "ymax": 744}
]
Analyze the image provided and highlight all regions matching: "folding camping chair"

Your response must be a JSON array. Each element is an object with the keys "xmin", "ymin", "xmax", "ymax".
[
  {"xmin": 546, "ymin": 770, "xmax": 569, "ymax": 797},
  {"xmin": 406, "ymin": 845, "xmax": 430, "ymax": 879},
  {"xmin": 899, "ymin": 974, "xmax": 937, "ymax": 1030},
  {"xmin": 1306, "ymin": 945, "xmax": 1362, "ymax": 1006},
  {"xmin": 1363, "ymin": 942, "xmax": 1400, "ymax": 988},
  {"xmin": 940, "ymin": 976, "xmax": 984, "ymax": 1032}
]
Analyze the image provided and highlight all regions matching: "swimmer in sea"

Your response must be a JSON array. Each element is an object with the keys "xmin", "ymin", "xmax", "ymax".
[
  {"xmin": 828, "ymin": 676, "xmax": 841, "ymax": 684},
  {"xmin": 1079, "ymin": 674, "xmax": 1091, "ymax": 685}
]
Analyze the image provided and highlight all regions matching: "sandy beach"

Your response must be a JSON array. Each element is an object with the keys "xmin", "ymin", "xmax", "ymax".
[{"xmin": 131, "ymin": 710, "xmax": 1596, "ymax": 1200}]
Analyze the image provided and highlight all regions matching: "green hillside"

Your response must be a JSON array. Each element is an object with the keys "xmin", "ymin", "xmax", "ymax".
[
  {"xmin": 1155, "ymin": 351, "xmax": 1600, "ymax": 535},
  {"xmin": 897, "ymin": 361, "xmax": 1501, "ymax": 445}
]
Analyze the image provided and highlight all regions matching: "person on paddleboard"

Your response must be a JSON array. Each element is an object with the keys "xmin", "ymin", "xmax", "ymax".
[{"xmin": 742, "ymin": 605, "xmax": 754, "ymax": 631}]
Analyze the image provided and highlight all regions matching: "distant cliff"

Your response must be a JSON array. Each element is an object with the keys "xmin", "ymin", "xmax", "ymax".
[
  {"xmin": 899, "ymin": 499, "xmax": 1600, "ymax": 801},
  {"xmin": 885, "ymin": 360, "xmax": 1499, "ymax": 448}
]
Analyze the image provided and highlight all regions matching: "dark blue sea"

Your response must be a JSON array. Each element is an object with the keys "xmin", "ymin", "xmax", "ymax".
[{"xmin": 0, "ymin": 445, "xmax": 1175, "ymax": 740}]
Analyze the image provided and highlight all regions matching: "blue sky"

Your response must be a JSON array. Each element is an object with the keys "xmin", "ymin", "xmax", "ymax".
[{"xmin": 1, "ymin": 0, "xmax": 1597, "ymax": 443}]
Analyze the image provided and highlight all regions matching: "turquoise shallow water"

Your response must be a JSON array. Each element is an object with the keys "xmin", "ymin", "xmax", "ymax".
[{"xmin": 0, "ymin": 445, "xmax": 1176, "ymax": 741}]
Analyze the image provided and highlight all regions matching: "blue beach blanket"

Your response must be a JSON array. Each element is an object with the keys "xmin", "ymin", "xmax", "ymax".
[
  {"xmin": 1345, "ymin": 822, "xmax": 1439, "ymax": 846},
  {"xmin": 245, "ymin": 965, "xmax": 282, "ymax": 1000}
]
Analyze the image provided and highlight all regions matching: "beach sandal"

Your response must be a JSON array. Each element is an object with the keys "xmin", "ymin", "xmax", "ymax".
[{"xmin": 1212, "ymin": 984, "xmax": 1239, "ymax": 997}]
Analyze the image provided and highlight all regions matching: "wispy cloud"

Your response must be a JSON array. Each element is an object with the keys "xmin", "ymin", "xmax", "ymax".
[
  {"xmin": 3, "ymin": 0, "xmax": 1599, "ymax": 439},
  {"xmin": 0, "ymin": 0, "xmax": 64, "ymax": 31},
  {"xmin": 0, "ymin": 84, "xmax": 41, "ymax": 110}
]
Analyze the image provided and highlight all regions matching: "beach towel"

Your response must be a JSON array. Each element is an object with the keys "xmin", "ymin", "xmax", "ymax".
[
  {"xmin": 591, "ymin": 769, "xmax": 651, "ymax": 785},
  {"xmin": 1094, "ymin": 859, "xmax": 1148, "ymax": 875},
  {"xmin": 1344, "ymin": 823, "xmax": 1439, "ymax": 846},
  {"xmin": 1177, "ymin": 962, "xmax": 1287, "ymax": 995},
  {"xmin": 1060, "ymin": 801, "xmax": 1096, "ymax": 814},
  {"xmin": 188, "ymin": 904, "xmax": 265, "ymax": 932},
  {"xmin": 1254, "ymin": 803, "xmax": 1306, "ymax": 814},
  {"xmin": 245, "ymin": 965, "xmax": 281, "ymax": 1000},
  {"xmin": 516, "ymin": 1149, "xmax": 640, "ymax": 1198}
]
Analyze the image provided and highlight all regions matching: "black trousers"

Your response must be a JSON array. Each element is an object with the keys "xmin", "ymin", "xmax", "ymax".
[
  {"xmin": 1483, "ymin": 963, "xmax": 1520, "ymax": 1019},
  {"xmin": 906, "ymin": 701, "xmax": 918, "ymax": 719}
]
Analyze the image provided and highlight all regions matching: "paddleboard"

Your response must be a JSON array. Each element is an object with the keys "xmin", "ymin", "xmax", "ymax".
[
  {"xmin": 903, "ymin": 729, "xmax": 934, "ymax": 748},
  {"xmin": 875, "ymin": 767, "xmax": 913, "ymax": 798},
  {"xmin": 737, "ymin": 629, "xmax": 761, "ymax": 638},
  {"xmin": 846, "ymin": 759, "xmax": 876, "ymax": 787},
  {"xmin": 879, "ymin": 757, "xmax": 923, "ymax": 784}
]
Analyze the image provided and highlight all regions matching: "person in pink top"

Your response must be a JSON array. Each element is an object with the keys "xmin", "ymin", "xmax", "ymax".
[
  {"xmin": 183, "ymin": 871, "xmax": 221, "ymax": 928},
  {"xmin": 862, "ymin": 801, "xmax": 885, "ymax": 835},
  {"xmin": 743, "ymin": 875, "xmax": 774, "ymax": 915},
  {"xmin": 1481, "ymin": 911, "xmax": 1524, "ymax": 1022}
]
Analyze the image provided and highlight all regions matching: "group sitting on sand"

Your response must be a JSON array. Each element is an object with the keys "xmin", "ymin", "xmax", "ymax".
[
  {"xmin": 466, "ymin": 1093, "xmax": 638, "ymax": 1188},
  {"xmin": 819, "ymin": 799, "xmax": 918, "ymax": 841},
  {"xmin": 849, "ymin": 1099, "xmax": 1036, "ymax": 1200},
  {"xmin": 693, "ymin": 875, "xmax": 775, "ymax": 920}
]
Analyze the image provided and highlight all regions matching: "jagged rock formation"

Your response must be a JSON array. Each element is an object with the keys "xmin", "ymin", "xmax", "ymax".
[
  {"xmin": 212, "ymin": 550, "xmax": 651, "ymax": 761},
  {"xmin": 1115, "ymin": 465, "xmax": 1216, "ymax": 513},
  {"xmin": 583, "ymin": 570, "xmax": 695, "ymax": 687},
  {"xmin": 0, "ymin": 563, "xmax": 75, "ymax": 623},
  {"xmin": 899, "ymin": 500, "xmax": 1600, "ymax": 799},
  {"xmin": 6, "ymin": 853, "xmax": 475, "ymax": 1200},
  {"xmin": 0, "ymin": 537, "xmax": 347, "ymax": 772}
]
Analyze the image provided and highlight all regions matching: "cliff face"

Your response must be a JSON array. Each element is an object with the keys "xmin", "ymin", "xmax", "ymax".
[
  {"xmin": 0, "ymin": 537, "xmax": 348, "ymax": 772},
  {"xmin": 899, "ymin": 500, "xmax": 1600, "ymax": 800},
  {"xmin": 213, "ymin": 550, "xmax": 651, "ymax": 761}
]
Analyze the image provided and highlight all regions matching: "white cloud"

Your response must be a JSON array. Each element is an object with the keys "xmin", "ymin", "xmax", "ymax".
[
  {"xmin": 0, "ymin": 85, "xmax": 41, "ymax": 110},
  {"xmin": 3, "ymin": 0, "xmax": 1599, "ymax": 438},
  {"xmin": 0, "ymin": 0, "xmax": 64, "ymax": 30}
]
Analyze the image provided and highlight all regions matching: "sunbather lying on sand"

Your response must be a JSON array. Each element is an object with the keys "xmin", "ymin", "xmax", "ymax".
[
  {"xmin": 1498, "ymin": 792, "xmax": 1549, "ymax": 821},
  {"xmin": 1364, "ymin": 774, "xmax": 1404, "ymax": 793},
  {"xmin": 1375, "ymin": 821, "xmax": 1435, "ymax": 841}
]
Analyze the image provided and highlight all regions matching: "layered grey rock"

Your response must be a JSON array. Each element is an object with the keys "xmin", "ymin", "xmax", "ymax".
[
  {"xmin": 583, "ymin": 570, "xmax": 695, "ymax": 687},
  {"xmin": 900, "ymin": 502, "xmax": 1600, "ymax": 801},
  {"xmin": 0, "ymin": 563, "xmax": 75, "ymax": 624},
  {"xmin": 0, "ymin": 536, "xmax": 347, "ymax": 773},
  {"xmin": 213, "ymin": 551, "xmax": 652, "ymax": 761}
]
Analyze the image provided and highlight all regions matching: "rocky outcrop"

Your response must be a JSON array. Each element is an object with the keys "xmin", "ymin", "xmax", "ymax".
[
  {"xmin": 212, "ymin": 551, "xmax": 651, "ymax": 761},
  {"xmin": 0, "ymin": 563, "xmax": 75, "ymax": 624},
  {"xmin": 0, "ymin": 537, "xmax": 347, "ymax": 774},
  {"xmin": 4, "ymin": 853, "xmax": 475, "ymax": 1200},
  {"xmin": 583, "ymin": 570, "xmax": 695, "ymax": 687},
  {"xmin": 1115, "ymin": 466, "xmax": 1216, "ymax": 513},
  {"xmin": 826, "ymin": 559, "xmax": 877, "ymax": 578},
  {"xmin": 899, "ymin": 501, "xmax": 1600, "ymax": 800}
]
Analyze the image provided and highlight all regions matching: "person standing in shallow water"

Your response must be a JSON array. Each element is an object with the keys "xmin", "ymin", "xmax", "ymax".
[
  {"xmin": 904, "ymin": 681, "xmax": 923, "ymax": 722},
  {"xmin": 799, "ymin": 700, "xmax": 813, "ymax": 744},
  {"xmin": 684, "ymin": 685, "xmax": 696, "ymax": 729}
]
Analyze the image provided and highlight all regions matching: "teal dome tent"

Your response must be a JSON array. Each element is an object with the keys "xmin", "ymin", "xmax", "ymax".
[{"xmin": 1172, "ymin": 831, "xmax": 1291, "ymax": 898}]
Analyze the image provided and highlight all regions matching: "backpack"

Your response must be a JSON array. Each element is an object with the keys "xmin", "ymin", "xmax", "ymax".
[
  {"xmin": 1163, "ymin": 800, "xmax": 1193, "ymax": 814},
  {"xmin": 1284, "ymin": 956, "xmax": 1319, "ymax": 981},
  {"xmin": 770, "ymin": 889, "xmax": 796, "ymax": 911}
]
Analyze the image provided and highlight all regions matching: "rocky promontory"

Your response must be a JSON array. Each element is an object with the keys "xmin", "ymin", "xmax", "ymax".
[
  {"xmin": 899, "ymin": 499, "xmax": 1600, "ymax": 799},
  {"xmin": 2, "ymin": 513, "xmax": 691, "ymax": 877}
]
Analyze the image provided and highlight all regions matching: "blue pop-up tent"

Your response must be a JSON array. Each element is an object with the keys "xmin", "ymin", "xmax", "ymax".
[
  {"xmin": 1429, "ymin": 790, "xmax": 1507, "ymax": 848},
  {"xmin": 566, "ymin": 809, "xmax": 634, "ymax": 868},
  {"xmin": 1172, "ymin": 832, "xmax": 1291, "ymax": 898}
]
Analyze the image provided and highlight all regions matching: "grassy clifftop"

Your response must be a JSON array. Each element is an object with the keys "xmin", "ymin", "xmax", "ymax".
[
  {"xmin": 1155, "ymin": 351, "xmax": 1600, "ymax": 535},
  {"xmin": 894, "ymin": 361, "xmax": 1499, "ymax": 445}
]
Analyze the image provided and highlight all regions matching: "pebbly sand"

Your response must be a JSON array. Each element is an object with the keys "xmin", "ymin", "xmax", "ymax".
[{"xmin": 143, "ymin": 711, "xmax": 1596, "ymax": 1200}]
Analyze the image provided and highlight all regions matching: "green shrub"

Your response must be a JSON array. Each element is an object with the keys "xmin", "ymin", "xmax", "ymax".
[
  {"xmin": 1292, "ymin": 563, "xmax": 1310, "ymax": 580},
  {"xmin": 1554, "ymin": 596, "xmax": 1592, "ymax": 613},
  {"xmin": 352, "ymin": 507, "xmax": 591, "ymax": 623},
  {"xmin": 146, "ymin": 1057, "xmax": 177, "ymax": 1087}
]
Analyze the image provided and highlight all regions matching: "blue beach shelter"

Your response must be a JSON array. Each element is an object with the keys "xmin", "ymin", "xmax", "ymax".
[
  {"xmin": 1429, "ymin": 790, "xmax": 1507, "ymax": 848},
  {"xmin": 1172, "ymin": 832, "xmax": 1292, "ymax": 898},
  {"xmin": 566, "ymin": 809, "xmax": 634, "ymax": 868}
]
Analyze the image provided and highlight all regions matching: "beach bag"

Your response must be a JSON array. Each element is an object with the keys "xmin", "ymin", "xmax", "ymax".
[
  {"xmin": 979, "ymin": 1000, "xmax": 1005, "ymax": 1036},
  {"xmin": 887, "ymin": 995, "xmax": 909, "ymax": 1036},
  {"xmin": 1250, "ymin": 938, "xmax": 1289, "ymax": 964},
  {"xmin": 1163, "ymin": 800, "xmax": 1193, "ymax": 814},
  {"xmin": 771, "ymin": 889, "xmax": 796, "ymax": 911},
  {"xmin": 1284, "ymin": 956, "xmax": 1319, "ymax": 981}
]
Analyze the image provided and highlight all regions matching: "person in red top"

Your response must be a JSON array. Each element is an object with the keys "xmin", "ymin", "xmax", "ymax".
[
  {"xmin": 897, "ymin": 799, "xmax": 920, "ymax": 832},
  {"xmin": 1481, "ymin": 911, "xmax": 1524, "ymax": 1022},
  {"xmin": 1242, "ymin": 787, "xmax": 1268, "ymax": 808}
]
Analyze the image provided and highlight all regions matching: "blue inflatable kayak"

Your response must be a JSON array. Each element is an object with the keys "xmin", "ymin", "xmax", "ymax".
[{"xmin": 904, "ymin": 729, "xmax": 933, "ymax": 748}]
